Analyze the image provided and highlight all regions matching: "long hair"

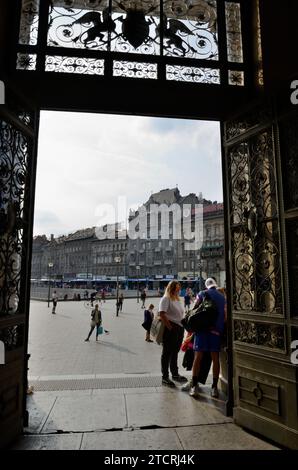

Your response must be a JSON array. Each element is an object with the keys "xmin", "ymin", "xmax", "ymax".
[{"xmin": 164, "ymin": 280, "xmax": 181, "ymax": 301}]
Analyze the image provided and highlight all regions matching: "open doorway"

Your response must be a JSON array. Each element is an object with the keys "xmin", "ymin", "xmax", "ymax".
[{"xmin": 26, "ymin": 110, "xmax": 229, "ymax": 435}]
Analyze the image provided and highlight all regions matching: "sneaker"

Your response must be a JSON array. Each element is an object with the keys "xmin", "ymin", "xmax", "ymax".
[
  {"xmin": 84, "ymin": 338, "xmax": 89, "ymax": 342},
  {"xmin": 181, "ymin": 380, "xmax": 192, "ymax": 392},
  {"xmin": 189, "ymin": 385, "xmax": 200, "ymax": 398},
  {"xmin": 162, "ymin": 377, "xmax": 176, "ymax": 388},
  {"xmin": 172, "ymin": 375, "xmax": 188, "ymax": 383},
  {"xmin": 211, "ymin": 387, "xmax": 219, "ymax": 398}
]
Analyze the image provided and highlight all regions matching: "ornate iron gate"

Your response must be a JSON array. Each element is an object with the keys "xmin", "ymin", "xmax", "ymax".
[
  {"xmin": 0, "ymin": 90, "xmax": 39, "ymax": 448},
  {"xmin": 222, "ymin": 104, "xmax": 298, "ymax": 449}
]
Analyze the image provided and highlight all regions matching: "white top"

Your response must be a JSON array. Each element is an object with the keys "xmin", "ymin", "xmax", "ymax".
[{"xmin": 158, "ymin": 296, "xmax": 184, "ymax": 326}]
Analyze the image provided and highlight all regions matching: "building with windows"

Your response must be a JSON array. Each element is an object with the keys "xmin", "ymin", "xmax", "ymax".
[{"xmin": 31, "ymin": 189, "xmax": 225, "ymax": 287}]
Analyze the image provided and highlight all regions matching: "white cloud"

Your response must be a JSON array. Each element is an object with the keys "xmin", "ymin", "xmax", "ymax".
[{"xmin": 34, "ymin": 112, "xmax": 222, "ymax": 237}]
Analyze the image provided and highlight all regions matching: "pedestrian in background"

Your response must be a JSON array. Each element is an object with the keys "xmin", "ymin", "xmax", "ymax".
[
  {"xmin": 85, "ymin": 304, "xmax": 102, "ymax": 342},
  {"xmin": 142, "ymin": 303, "xmax": 154, "ymax": 342},
  {"xmin": 52, "ymin": 290, "xmax": 58, "ymax": 314},
  {"xmin": 184, "ymin": 289, "xmax": 191, "ymax": 313},
  {"xmin": 118, "ymin": 293, "xmax": 124, "ymax": 312},
  {"xmin": 140, "ymin": 289, "xmax": 146, "ymax": 308}
]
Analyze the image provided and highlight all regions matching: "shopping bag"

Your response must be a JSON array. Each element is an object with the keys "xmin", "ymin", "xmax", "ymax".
[
  {"xmin": 97, "ymin": 325, "xmax": 103, "ymax": 335},
  {"xmin": 150, "ymin": 316, "xmax": 165, "ymax": 345}
]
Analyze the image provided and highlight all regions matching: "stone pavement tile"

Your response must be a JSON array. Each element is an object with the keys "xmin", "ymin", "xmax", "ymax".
[
  {"xmin": 175, "ymin": 423, "xmax": 279, "ymax": 450},
  {"xmin": 126, "ymin": 392, "xmax": 232, "ymax": 429},
  {"xmin": 25, "ymin": 394, "xmax": 57, "ymax": 433},
  {"xmin": 81, "ymin": 428, "xmax": 183, "ymax": 450},
  {"xmin": 10, "ymin": 433, "xmax": 83, "ymax": 450},
  {"xmin": 92, "ymin": 387, "xmax": 157, "ymax": 395},
  {"xmin": 41, "ymin": 394, "xmax": 127, "ymax": 433},
  {"xmin": 34, "ymin": 390, "xmax": 93, "ymax": 397},
  {"xmin": 33, "ymin": 374, "xmax": 97, "ymax": 380},
  {"xmin": 123, "ymin": 387, "xmax": 157, "ymax": 394}
]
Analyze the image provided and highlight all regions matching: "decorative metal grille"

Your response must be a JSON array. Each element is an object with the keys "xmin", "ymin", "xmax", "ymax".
[
  {"xmin": 225, "ymin": 106, "xmax": 272, "ymax": 142},
  {"xmin": 16, "ymin": 1, "xmax": 246, "ymax": 82},
  {"xmin": 113, "ymin": 60, "xmax": 157, "ymax": 78},
  {"xmin": 48, "ymin": 0, "xmax": 110, "ymax": 50},
  {"xmin": 228, "ymin": 130, "xmax": 282, "ymax": 315},
  {"xmin": 225, "ymin": 1, "xmax": 243, "ymax": 63},
  {"xmin": 0, "ymin": 121, "xmax": 30, "ymax": 315},
  {"xmin": 16, "ymin": 53, "xmax": 37, "ymax": 71},
  {"xmin": 162, "ymin": 0, "xmax": 218, "ymax": 59},
  {"xmin": 228, "ymin": 70, "xmax": 244, "ymax": 86},
  {"xmin": 166, "ymin": 64, "xmax": 220, "ymax": 83},
  {"xmin": 111, "ymin": 0, "xmax": 160, "ymax": 55},
  {"xmin": 45, "ymin": 55, "xmax": 104, "ymax": 74},
  {"xmin": 18, "ymin": 0, "xmax": 40, "ymax": 45},
  {"xmin": 234, "ymin": 320, "xmax": 285, "ymax": 350},
  {"xmin": 0, "ymin": 324, "xmax": 24, "ymax": 351}
]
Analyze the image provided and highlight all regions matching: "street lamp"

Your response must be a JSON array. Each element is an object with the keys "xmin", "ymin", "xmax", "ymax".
[
  {"xmin": 136, "ymin": 265, "xmax": 140, "ymax": 303},
  {"xmin": 47, "ymin": 262, "xmax": 53, "ymax": 307},
  {"xmin": 114, "ymin": 255, "xmax": 121, "ymax": 316}
]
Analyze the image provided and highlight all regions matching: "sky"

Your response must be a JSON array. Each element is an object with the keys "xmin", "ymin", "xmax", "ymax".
[{"xmin": 33, "ymin": 111, "xmax": 222, "ymax": 237}]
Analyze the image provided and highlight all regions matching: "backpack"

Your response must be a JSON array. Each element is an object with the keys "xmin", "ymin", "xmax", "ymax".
[{"xmin": 181, "ymin": 291, "xmax": 218, "ymax": 333}]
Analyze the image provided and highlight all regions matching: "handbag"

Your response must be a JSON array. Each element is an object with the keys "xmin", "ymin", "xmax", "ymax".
[
  {"xmin": 150, "ymin": 316, "xmax": 165, "ymax": 345},
  {"xmin": 142, "ymin": 321, "xmax": 149, "ymax": 330},
  {"xmin": 181, "ymin": 292, "xmax": 218, "ymax": 333}
]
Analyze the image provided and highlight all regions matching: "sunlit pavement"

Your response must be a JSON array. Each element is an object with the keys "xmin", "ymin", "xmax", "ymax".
[{"xmin": 10, "ymin": 299, "xmax": 278, "ymax": 450}]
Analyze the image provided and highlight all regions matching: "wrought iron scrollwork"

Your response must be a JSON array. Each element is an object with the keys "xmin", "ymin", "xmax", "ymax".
[
  {"xmin": 47, "ymin": 0, "xmax": 218, "ymax": 57},
  {"xmin": 113, "ymin": 60, "xmax": 157, "ymax": 78},
  {"xmin": 45, "ymin": 55, "xmax": 104, "ymax": 74},
  {"xmin": 0, "ymin": 324, "xmax": 24, "ymax": 351},
  {"xmin": 17, "ymin": 0, "xmax": 248, "ymax": 84},
  {"xmin": 228, "ymin": 129, "xmax": 282, "ymax": 315},
  {"xmin": 18, "ymin": 0, "xmax": 40, "ymax": 46},
  {"xmin": 0, "ymin": 121, "xmax": 30, "ymax": 316},
  {"xmin": 166, "ymin": 65, "xmax": 220, "ymax": 83},
  {"xmin": 234, "ymin": 320, "xmax": 285, "ymax": 350}
]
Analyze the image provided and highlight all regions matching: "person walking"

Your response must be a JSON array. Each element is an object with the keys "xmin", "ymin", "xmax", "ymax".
[
  {"xmin": 142, "ymin": 303, "xmax": 154, "ymax": 342},
  {"xmin": 140, "ymin": 289, "xmax": 146, "ymax": 308},
  {"xmin": 159, "ymin": 280, "xmax": 187, "ymax": 387},
  {"xmin": 52, "ymin": 290, "xmax": 58, "ymax": 314},
  {"xmin": 84, "ymin": 304, "xmax": 102, "ymax": 342},
  {"xmin": 118, "ymin": 293, "xmax": 124, "ymax": 312},
  {"xmin": 184, "ymin": 289, "xmax": 191, "ymax": 313},
  {"xmin": 188, "ymin": 278, "xmax": 226, "ymax": 398}
]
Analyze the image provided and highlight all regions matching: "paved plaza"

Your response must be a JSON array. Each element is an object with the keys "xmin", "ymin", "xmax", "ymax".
[
  {"xmin": 11, "ymin": 298, "xmax": 278, "ymax": 450},
  {"xmin": 27, "ymin": 297, "xmax": 172, "ymax": 378}
]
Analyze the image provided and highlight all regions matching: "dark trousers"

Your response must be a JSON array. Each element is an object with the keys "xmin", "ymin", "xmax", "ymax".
[{"xmin": 161, "ymin": 322, "xmax": 184, "ymax": 378}]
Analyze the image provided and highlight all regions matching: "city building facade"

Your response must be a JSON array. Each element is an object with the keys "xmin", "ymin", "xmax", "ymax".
[{"xmin": 31, "ymin": 189, "xmax": 225, "ymax": 287}]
